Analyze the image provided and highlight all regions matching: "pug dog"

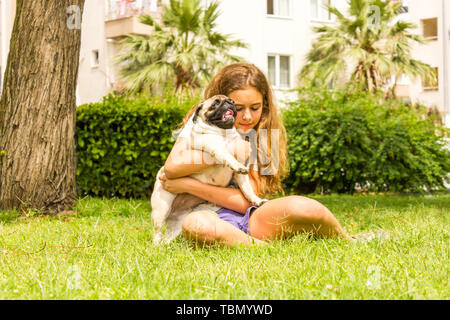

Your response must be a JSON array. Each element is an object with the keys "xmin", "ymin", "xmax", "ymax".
[{"xmin": 151, "ymin": 95, "xmax": 268, "ymax": 244}]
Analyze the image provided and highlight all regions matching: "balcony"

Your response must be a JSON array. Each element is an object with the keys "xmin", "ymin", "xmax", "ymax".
[
  {"xmin": 105, "ymin": 0, "xmax": 162, "ymax": 39},
  {"xmin": 389, "ymin": 0, "xmax": 408, "ymax": 14}
]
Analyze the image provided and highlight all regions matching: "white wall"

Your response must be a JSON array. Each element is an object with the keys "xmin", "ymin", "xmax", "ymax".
[
  {"xmin": 1, "ymin": 0, "xmax": 448, "ymax": 118},
  {"xmin": 212, "ymin": 0, "xmax": 348, "ymax": 105},
  {"xmin": 0, "ymin": 0, "xmax": 16, "ymax": 88},
  {"xmin": 77, "ymin": 0, "xmax": 110, "ymax": 105},
  {"xmin": 394, "ymin": 0, "xmax": 450, "ymax": 124}
]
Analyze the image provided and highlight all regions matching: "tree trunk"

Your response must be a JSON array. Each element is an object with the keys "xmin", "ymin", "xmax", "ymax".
[{"xmin": 0, "ymin": 0, "xmax": 85, "ymax": 215}]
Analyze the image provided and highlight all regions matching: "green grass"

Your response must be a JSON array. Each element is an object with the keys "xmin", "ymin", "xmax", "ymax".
[{"xmin": 0, "ymin": 194, "xmax": 448, "ymax": 299}]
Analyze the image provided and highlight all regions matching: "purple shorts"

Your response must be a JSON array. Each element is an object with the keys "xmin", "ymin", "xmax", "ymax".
[{"xmin": 216, "ymin": 205, "xmax": 258, "ymax": 235}]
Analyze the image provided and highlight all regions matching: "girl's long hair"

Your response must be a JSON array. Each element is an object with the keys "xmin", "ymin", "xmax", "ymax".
[{"xmin": 178, "ymin": 63, "xmax": 287, "ymax": 197}]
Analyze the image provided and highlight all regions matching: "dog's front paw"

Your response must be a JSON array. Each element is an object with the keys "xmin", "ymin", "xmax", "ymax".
[
  {"xmin": 237, "ymin": 166, "xmax": 249, "ymax": 174},
  {"xmin": 230, "ymin": 163, "xmax": 249, "ymax": 174},
  {"xmin": 254, "ymin": 199, "xmax": 269, "ymax": 207}
]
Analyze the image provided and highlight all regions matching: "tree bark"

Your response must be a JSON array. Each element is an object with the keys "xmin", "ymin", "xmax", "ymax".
[{"xmin": 0, "ymin": 0, "xmax": 85, "ymax": 215}]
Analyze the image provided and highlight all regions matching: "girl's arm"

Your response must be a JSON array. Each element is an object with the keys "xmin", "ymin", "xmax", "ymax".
[
  {"xmin": 164, "ymin": 137, "xmax": 250, "ymax": 179},
  {"xmin": 159, "ymin": 171, "xmax": 259, "ymax": 214},
  {"xmin": 164, "ymin": 138, "xmax": 216, "ymax": 179}
]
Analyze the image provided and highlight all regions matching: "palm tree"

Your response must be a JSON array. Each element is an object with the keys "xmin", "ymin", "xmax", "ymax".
[
  {"xmin": 115, "ymin": 0, "xmax": 247, "ymax": 92},
  {"xmin": 300, "ymin": 0, "xmax": 436, "ymax": 94}
]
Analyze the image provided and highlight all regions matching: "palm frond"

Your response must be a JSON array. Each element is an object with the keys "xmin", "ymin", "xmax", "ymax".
[
  {"xmin": 300, "ymin": 0, "xmax": 433, "ymax": 92},
  {"xmin": 114, "ymin": 0, "xmax": 248, "ymax": 92}
]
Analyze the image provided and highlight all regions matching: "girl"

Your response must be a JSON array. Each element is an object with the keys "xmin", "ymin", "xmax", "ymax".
[{"xmin": 160, "ymin": 63, "xmax": 384, "ymax": 247}]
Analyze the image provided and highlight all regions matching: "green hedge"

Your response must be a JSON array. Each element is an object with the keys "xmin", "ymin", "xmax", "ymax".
[
  {"xmin": 76, "ymin": 91, "xmax": 199, "ymax": 199},
  {"xmin": 76, "ymin": 88, "xmax": 449, "ymax": 198},
  {"xmin": 282, "ymin": 87, "xmax": 450, "ymax": 194}
]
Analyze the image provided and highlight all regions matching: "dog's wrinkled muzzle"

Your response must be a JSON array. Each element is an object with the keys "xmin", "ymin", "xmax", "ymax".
[
  {"xmin": 208, "ymin": 99, "xmax": 237, "ymax": 129},
  {"xmin": 221, "ymin": 100, "xmax": 236, "ymax": 120},
  {"xmin": 222, "ymin": 109, "xmax": 234, "ymax": 121}
]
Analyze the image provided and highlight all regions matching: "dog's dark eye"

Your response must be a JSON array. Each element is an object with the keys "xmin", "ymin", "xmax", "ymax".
[{"xmin": 211, "ymin": 99, "xmax": 220, "ymax": 109}]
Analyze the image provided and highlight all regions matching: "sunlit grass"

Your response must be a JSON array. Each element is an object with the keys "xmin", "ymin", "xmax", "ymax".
[{"xmin": 0, "ymin": 194, "xmax": 448, "ymax": 299}]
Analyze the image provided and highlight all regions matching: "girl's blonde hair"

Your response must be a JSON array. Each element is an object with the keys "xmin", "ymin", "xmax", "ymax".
[{"xmin": 180, "ymin": 63, "xmax": 287, "ymax": 197}]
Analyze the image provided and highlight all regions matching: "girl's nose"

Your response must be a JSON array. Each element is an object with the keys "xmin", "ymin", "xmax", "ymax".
[{"xmin": 242, "ymin": 108, "xmax": 252, "ymax": 121}]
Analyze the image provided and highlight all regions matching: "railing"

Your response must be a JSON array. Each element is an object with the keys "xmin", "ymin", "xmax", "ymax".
[
  {"xmin": 390, "ymin": 0, "xmax": 409, "ymax": 14},
  {"xmin": 105, "ymin": 0, "xmax": 161, "ymax": 21}
]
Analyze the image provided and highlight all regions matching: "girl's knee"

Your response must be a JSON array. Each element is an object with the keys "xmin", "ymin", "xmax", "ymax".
[
  {"xmin": 182, "ymin": 211, "xmax": 219, "ymax": 242},
  {"xmin": 285, "ymin": 196, "xmax": 328, "ymax": 222}
]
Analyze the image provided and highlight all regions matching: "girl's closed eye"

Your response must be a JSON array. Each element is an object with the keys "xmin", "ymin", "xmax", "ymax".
[{"xmin": 236, "ymin": 107, "xmax": 261, "ymax": 112}]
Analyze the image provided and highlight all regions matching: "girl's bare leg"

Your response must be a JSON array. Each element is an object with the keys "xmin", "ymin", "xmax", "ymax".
[
  {"xmin": 181, "ymin": 210, "xmax": 266, "ymax": 247},
  {"xmin": 248, "ymin": 196, "xmax": 353, "ymax": 241}
]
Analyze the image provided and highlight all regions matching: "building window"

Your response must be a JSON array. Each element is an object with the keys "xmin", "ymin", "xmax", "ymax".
[
  {"xmin": 423, "ymin": 67, "xmax": 438, "ymax": 91},
  {"xmin": 310, "ymin": 0, "xmax": 332, "ymax": 21},
  {"xmin": 422, "ymin": 18, "xmax": 438, "ymax": 40},
  {"xmin": 267, "ymin": 0, "xmax": 290, "ymax": 17},
  {"xmin": 268, "ymin": 55, "xmax": 291, "ymax": 88},
  {"xmin": 91, "ymin": 50, "xmax": 100, "ymax": 68}
]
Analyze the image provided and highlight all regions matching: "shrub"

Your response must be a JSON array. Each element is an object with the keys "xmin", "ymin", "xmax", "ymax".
[
  {"xmin": 282, "ymin": 86, "xmax": 450, "ymax": 194},
  {"xmin": 77, "ymin": 87, "xmax": 449, "ymax": 198},
  {"xmin": 76, "ymin": 91, "xmax": 199, "ymax": 199}
]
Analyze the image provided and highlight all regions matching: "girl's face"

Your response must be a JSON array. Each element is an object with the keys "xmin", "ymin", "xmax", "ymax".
[{"xmin": 228, "ymin": 87, "xmax": 264, "ymax": 134}]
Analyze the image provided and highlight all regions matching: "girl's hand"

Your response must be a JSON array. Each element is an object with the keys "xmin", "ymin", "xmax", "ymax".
[{"xmin": 159, "ymin": 173, "xmax": 193, "ymax": 194}]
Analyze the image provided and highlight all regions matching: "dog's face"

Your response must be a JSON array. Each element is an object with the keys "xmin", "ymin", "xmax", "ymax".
[{"xmin": 193, "ymin": 95, "xmax": 237, "ymax": 129}]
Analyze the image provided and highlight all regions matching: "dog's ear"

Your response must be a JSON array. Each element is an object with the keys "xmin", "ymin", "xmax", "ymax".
[{"xmin": 193, "ymin": 103, "xmax": 203, "ymax": 123}]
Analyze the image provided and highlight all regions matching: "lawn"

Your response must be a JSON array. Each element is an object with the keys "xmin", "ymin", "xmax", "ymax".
[{"xmin": 0, "ymin": 193, "xmax": 448, "ymax": 299}]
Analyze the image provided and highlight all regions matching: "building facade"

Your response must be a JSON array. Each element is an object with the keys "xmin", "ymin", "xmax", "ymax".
[
  {"xmin": 0, "ymin": 0, "xmax": 161, "ymax": 105},
  {"xmin": 206, "ymin": 0, "xmax": 349, "ymax": 104},
  {"xmin": 78, "ymin": 0, "xmax": 161, "ymax": 105},
  {"xmin": 0, "ymin": 0, "xmax": 449, "ymax": 126},
  {"xmin": 397, "ymin": 0, "xmax": 450, "ymax": 126}
]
